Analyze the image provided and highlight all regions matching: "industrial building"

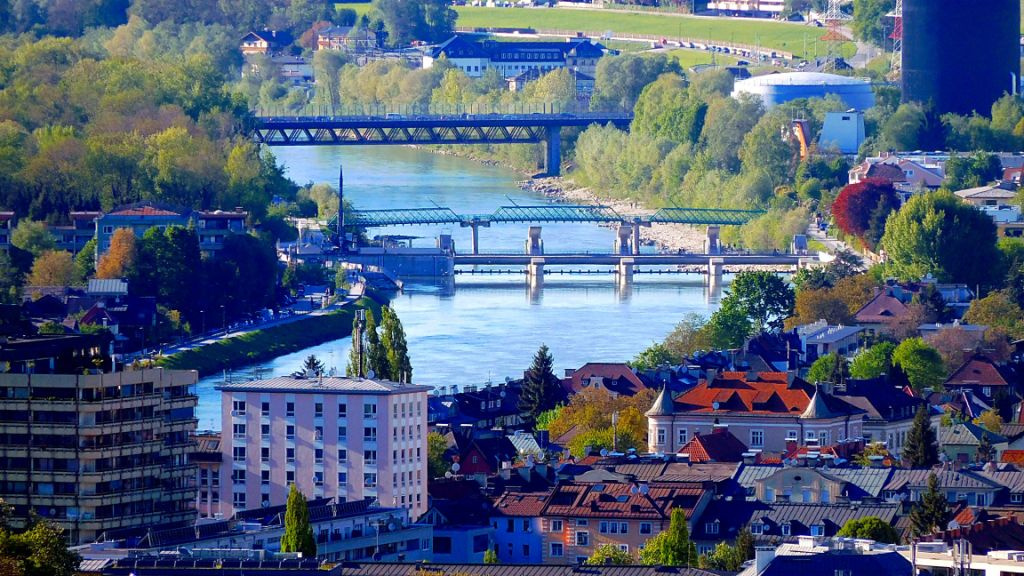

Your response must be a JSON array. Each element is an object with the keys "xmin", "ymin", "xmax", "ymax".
[
  {"xmin": 731, "ymin": 72, "xmax": 875, "ymax": 110},
  {"xmin": 903, "ymin": 0, "xmax": 1020, "ymax": 115}
]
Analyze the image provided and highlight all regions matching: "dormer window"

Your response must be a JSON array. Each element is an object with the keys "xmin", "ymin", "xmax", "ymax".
[
  {"xmin": 781, "ymin": 523, "xmax": 791, "ymax": 536},
  {"xmin": 751, "ymin": 523, "xmax": 764, "ymax": 535},
  {"xmin": 810, "ymin": 524, "xmax": 824, "ymax": 536}
]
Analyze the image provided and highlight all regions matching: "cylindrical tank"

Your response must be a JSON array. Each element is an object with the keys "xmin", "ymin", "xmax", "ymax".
[
  {"xmin": 903, "ymin": 0, "xmax": 1020, "ymax": 116},
  {"xmin": 731, "ymin": 72, "xmax": 875, "ymax": 110}
]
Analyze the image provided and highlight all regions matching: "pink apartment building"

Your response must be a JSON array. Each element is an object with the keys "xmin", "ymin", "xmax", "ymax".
[{"xmin": 217, "ymin": 376, "xmax": 431, "ymax": 519}]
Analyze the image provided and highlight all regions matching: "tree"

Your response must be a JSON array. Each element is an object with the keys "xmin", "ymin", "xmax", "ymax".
[
  {"xmin": 929, "ymin": 327, "xmax": 984, "ymax": 372},
  {"xmin": 10, "ymin": 220, "xmax": 55, "ymax": 258},
  {"xmin": 591, "ymin": 53, "xmax": 681, "ymax": 111},
  {"xmin": 881, "ymin": 191, "xmax": 1000, "ymax": 289},
  {"xmin": 724, "ymin": 270, "xmax": 795, "ymax": 333},
  {"xmin": 836, "ymin": 516, "xmax": 901, "ymax": 544},
  {"xmin": 973, "ymin": 409, "xmax": 1003, "ymax": 434},
  {"xmin": 807, "ymin": 353, "xmax": 847, "ymax": 384},
  {"xmin": 73, "ymin": 238, "xmax": 96, "ymax": 283},
  {"xmin": 853, "ymin": 0, "xmax": 895, "ymax": 47},
  {"xmin": 892, "ymin": 338, "xmax": 946, "ymax": 393},
  {"xmin": 586, "ymin": 544, "xmax": 633, "ymax": 566},
  {"xmin": 944, "ymin": 152, "xmax": 1003, "ymax": 191},
  {"xmin": 303, "ymin": 354, "xmax": 325, "ymax": 377},
  {"xmin": 849, "ymin": 342, "xmax": 896, "ymax": 380},
  {"xmin": 281, "ymin": 485, "xmax": 317, "ymax": 558},
  {"xmin": 910, "ymin": 473, "xmax": 950, "ymax": 537},
  {"xmin": 662, "ymin": 313, "xmax": 713, "ymax": 359},
  {"xmin": 639, "ymin": 508, "xmax": 696, "ymax": 567},
  {"xmin": 95, "ymin": 227, "xmax": 136, "ymax": 279},
  {"xmin": 963, "ymin": 290, "xmax": 1024, "ymax": 338},
  {"xmin": 0, "ymin": 518, "xmax": 81, "ymax": 576},
  {"xmin": 699, "ymin": 542, "xmax": 744, "ymax": 571},
  {"xmin": 427, "ymin": 431, "xmax": 448, "ymax": 480},
  {"xmin": 27, "ymin": 250, "xmax": 73, "ymax": 287},
  {"xmin": 831, "ymin": 178, "xmax": 899, "ymax": 249},
  {"xmin": 735, "ymin": 528, "xmax": 754, "ymax": 563},
  {"xmin": 630, "ymin": 342, "xmax": 677, "ymax": 370},
  {"xmin": 0, "ymin": 251, "xmax": 22, "ymax": 304},
  {"xmin": 483, "ymin": 548, "xmax": 498, "ymax": 564},
  {"xmin": 704, "ymin": 299, "xmax": 753, "ymax": 349},
  {"xmin": 372, "ymin": 0, "xmax": 454, "ymax": 46},
  {"xmin": 903, "ymin": 405, "xmax": 939, "ymax": 468},
  {"xmin": 380, "ymin": 306, "xmax": 411, "ymax": 381},
  {"xmin": 520, "ymin": 344, "xmax": 561, "ymax": 427}
]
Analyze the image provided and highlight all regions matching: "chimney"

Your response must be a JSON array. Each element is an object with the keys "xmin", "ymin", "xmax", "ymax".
[
  {"xmin": 564, "ymin": 369, "xmax": 575, "ymax": 378},
  {"xmin": 499, "ymin": 462, "xmax": 512, "ymax": 481},
  {"xmin": 742, "ymin": 451, "xmax": 757, "ymax": 465},
  {"xmin": 706, "ymin": 368, "xmax": 718, "ymax": 384},
  {"xmin": 755, "ymin": 546, "xmax": 776, "ymax": 575},
  {"xmin": 712, "ymin": 424, "xmax": 729, "ymax": 435},
  {"xmin": 868, "ymin": 455, "xmax": 884, "ymax": 468}
]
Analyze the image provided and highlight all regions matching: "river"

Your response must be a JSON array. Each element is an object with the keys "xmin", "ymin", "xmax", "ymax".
[{"xmin": 194, "ymin": 146, "xmax": 725, "ymax": 430}]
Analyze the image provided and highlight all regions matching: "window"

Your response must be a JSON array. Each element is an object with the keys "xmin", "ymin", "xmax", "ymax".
[
  {"xmin": 233, "ymin": 447, "xmax": 246, "ymax": 462},
  {"xmin": 575, "ymin": 531, "xmax": 589, "ymax": 546},
  {"xmin": 705, "ymin": 522, "xmax": 719, "ymax": 535},
  {"xmin": 338, "ymin": 403, "xmax": 347, "ymax": 417},
  {"xmin": 364, "ymin": 473, "xmax": 377, "ymax": 488},
  {"xmin": 810, "ymin": 524, "xmax": 824, "ymax": 536},
  {"xmin": 982, "ymin": 386, "xmax": 992, "ymax": 397},
  {"xmin": 640, "ymin": 522, "xmax": 652, "ymax": 535},
  {"xmin": 805, "ymin": 430, "xmax": 816, "ymax": 441},
  {"xmin": 620, "ymin": 522, "xmax": 628, "ymax": 534},
  {"xmin": 364, "ymin": 403, "xmax": 377, "ymax": 418},
  {"xmin": 261, "ymin": 447, "xmax": 269, "ymax": 462},
  {"xmin": 261, "ymin": 424, "xmax": 269, "ymax": 437},
  {"xmin": 286, "ymin": 448, "xmax": 295, "ymax": 462},
  {"xmin": 523, "ymin": 519, "xmax": 530, "ymax": 532},
  {"xmin": 819, "ymin": 431, "xmax": 830, "ymax": 446},
  {"xmin": 315, "ymin": 426, "xmax": 323, "ymax": 441},
  {"xmin": 315, "ymin": 448, "xmax": 323, "ymax": 463},
  {"xmin": 802, "ymin": 489, "xmax": 812, "ymax": 503},
  {"xmin": 550, "ymin": 519, "xmax": 563, "ymax": 532},
  {"xmin": 821, "ymin": 490, "xmax": 830, "ymax": 503},
  {"xmin": 657, "ymin": 428, "xmax": 666, "ymax": 445},
  {"xmin": 364, "ymin": 450, "xmax": 377, "ymax": 465},
  {"xmin": 522, "ymin": 544, "xmax": 530, "ymax": 557},
  {"xmin": 750, "ymin": 430, "xmax": 764, "ymax": 448},
  {"xmin": 231, "ymin": 469, "xmax": 246, "ymax": 484},
  {"xmin": 338, "ymin": 472, "xmax": 348, "ymax": 484},
  {"xmin": 576, "ymin": 519, "xmax": 588, "ymax": 526},
  {"xmin": 233, "ymin": 492, "xmax": 246, "ymax": 508},
  {"xmin": 337, "ymin": 426, "xmax": 347, "ymax": 440},
  {"xmin": 678, "ymin": 428, "xmax": 688, "ymax": 446},
  {"xmin": 314, "ymin": 471, "xmax": 323, "ymax": 485},
  {"xmin": 314, "ymin": 402, "xmax": 323, "ymax": 417},
  {"xmin": 781, "ymin": 524, "xmax": 791, "ymax": 536},
  {"xmin": 286, "ymin": 425, "xmax": 295, "ymax": 439},
  {"xmin": 233, "ymin": 423, "xmax": 246, "ymax": 438},
  {"xmin": 618, "ymin": 545, "xmax": 629, "ymax": 553},
  {"xmin": 261, "ymin": 470, "xmax": 270, "ymax": 485},
  {"xmin": 1012, "ymin": 493, "xmax": 1024, "ymax": 504},
  {"xmin": 786, "ymin": 430, "xmax": 798, "ymax": 441},
  {"xmin": 286, "ymin": 402, "xmax": 295, "ymax": 417},
  {"xmin": 232, "ymin": 400, "xmax": 246, "ymax": 415},
  {"xmin": 751, "ymin": 523, "xmax": 763, "ymax": 535},
  {"xmin": 550, "ymin": 543, "xmax": 563, "ymax": 557},
  {"xmin": 287, "ymin": 470, "xmax": 294, "ymax": 483},
  {"xmin": 338, "ymin": 449, "xmax": 347, "ymax": 462},
  {"xmin": 261, "ymin": 402, "xmax": 270, "ymax": 416},
  {"xmin": 364, "ymin": 427, "xmax": 376, "ymax": 441}
]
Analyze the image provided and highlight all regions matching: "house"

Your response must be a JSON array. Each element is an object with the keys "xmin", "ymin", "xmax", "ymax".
[
  {"xmin": 0, "ymin": 212, "xmax": 12, "ymax": 251},
  {"xmin": 883, "ymin": 467, "xmax": 1004, "ymax": 507},
  {"xmin": 831, "ymin": 378, "xmax": 924, "ymax": 457},
  {"xmin": 423, "ymin": 35, "xmax": 606, "ymax": 81},
  {"xmin": 313, "ymin": 564, "xmax": 724, "ymax": 576},
  {"xmin": 94, "ymin": 203, "xmax": 248, "ymax": 256},
  {"xmin": 955, "ymin": 181, "xmax": 1019, "ymax": 207},
  {"xmin": 489, "ymin": 490, "xmax": 548, "ymax": 563},
  {"xmin": 193, "ymin": 431, "xmax": 222, "ymax": 519},
  {"xmin": 852, "ymin": 289, "xmax": 910, "ymax": 332},
  {"xmin": 977, "ymin": 465, "xmax": 1024, "ymax": 506},
  {"xmin": 561, "ymin": 363, "xmax": 651, "ymax": 397},
  {"xmin": 937, "ymin": 421, "xmax": 1009, "ymax": 465},
  {"xmin": 49, "ymin": 211, "xmax": 100, "ymax": 253},
  {"xmin": 678, "ymin": 426, "xmax": 749, "ymax": 463},
  {"xmin": 927, "ymin": 389, "xmax": 993, "ymax": 422},
  {"xmin": 848, "ymin": 153, "xmax": 945, "ymax": 194},
  {"xmin": 742, "ymin": 537, "xmax": 911, "ymax": 576},
  {"xmin": 240, "ymin": 29, "xmax": 293, "ymax": 56},
  {"xmin": 646, "ymin": 372, "xmax": 865, "ymax": 455},
  {"xmin": 944, "ymin": 353, "xmax": 1015, "ymax": 403},
  {"xmin": 429, "ymin": 381, "xmax": 526, "ymax": 432},
  {"xmin": 317, "ymin": 25, "xmax": 376, "ymax": 52},
  {"xmin": 794, "ymin": 320, "xmax": 866, "ymax": 363},
  {"xmin": 909, "ymin": 538, "xmax": 1024, "ymax": 576},
  {"xmin": 914, "ymin": 516, "xmax": 1024, "ymax": 555},
  {"xmin": 420, "ymin": 480, "xmax": 495, "ymax": 563}
]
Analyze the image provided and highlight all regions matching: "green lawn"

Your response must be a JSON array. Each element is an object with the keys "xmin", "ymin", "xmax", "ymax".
[{"xmin": 670, "ymin": 48, "xmax": 737, "ymax": 69}]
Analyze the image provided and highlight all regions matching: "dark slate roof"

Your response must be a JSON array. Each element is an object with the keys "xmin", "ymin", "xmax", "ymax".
[
  {"xmin": 937, "ymin": 421, "xmax": 1008, "ymax": 447},
  {"xmin": 429, "ymin": 35, "xmax": 605, "ymax": 61},
  {"xmin": 884, "ymin": 468, "xmax": 1004, "ymax": 492},
  {"xmin": 750, "ymin": 502, "xmax": 901, "ymax": 539},
  {"xmin": 759, "ymin": 549, "xmax": 911, "ymax": 576},
  {"xmin": 334, "ymin": 564, "xmax": 723, "ymax": 576},
  {"xmin": 833, "ymin": 379, "xmax": 924, "ymax": 424}
]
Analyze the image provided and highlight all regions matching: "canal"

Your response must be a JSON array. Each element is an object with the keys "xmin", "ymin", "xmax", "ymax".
[{"xmin": 195, "ymin": 146, "xmax": 726, "ymax": 430}]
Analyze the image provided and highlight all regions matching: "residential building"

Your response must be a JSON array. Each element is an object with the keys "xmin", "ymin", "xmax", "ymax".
[
  {"xmin": 741, "ymin": 537, "xmax": 911, "ymax": 576},
  {"xmin": 316, "ymin": 26, "xmax": 376, "ymax": 52},
  {"xmin": 883, "ymin": 467, "xmax": 1004, "ymax": 507},
  {"xmin": 193, "ymin": 431, "xmax": 222, "ymax": 518},
  {"xmin": 561, "ymin": 363, "xmax": 652, "ymax": 397},
  {"xmin": 852, "ymin": 289, "xmax": 910, "ymax": 332},
  {"xmin": 708, "ymin": 0, "xmax": 784, "ymax": 16},
  {"xmin": 429, "ymin": 381, "xmax": 526, "ymax": 432},
  {"xmin": 909, "ymin": 543, "xmax": 1024, "ymax": 576},
  {"xmin": 677, "ymin": 426, "xmax": 749, "ymax": 463},
  {"xmin": 490, "ymin": 490, "xmax": 547, "ymax": 564},
  {"xmin": 420, "ymin": 479, "xmax": 495, "ymax": 563},
  {"xmin": 217, "ymin": 375, "xmax": 431, "ymax": 519},
  {"xmin": 0, "ymin": 367, "xmax": 199, "ymax": 543},
  {"xmin": 794, "ymin": 320, "xmax": 866, "ymax": 363},
  {"xmin": 936, "ymin": 421, "xmax": 1009, "ymax": 465},
  {"xmin": 51, "ymin": 211, "xmax": 101, "ymax": 253},
  {"xmin": 646, "ymin": 372, "xmax": 865, "ymax": 455},
  {"xmin": 944, "ymin": 354, "xmax": 1015, "ymax": 404},
  {"xmin": 0, "ymin": 332, "xmax": 113, "ymax": 374},
  {"xmin": 848, "ymin": 153, "xmax": 945, "ymax": 193},
  {"xmin": 423, "ymin": 35, "xmax": 606, "ymax": 80},
  {"xmin": 240, "ymin": 30, "xmax": 293, "ymax": 56},
  {"xmin": 831, "ymin": 378, "xmax": 923, "ymax": 457},
  {"xmin": 955, "ymin": 182, "xmax": 1019, "ymax": 207},
  {"xmin": 0, "ymin": 211, "xmax": 11, "ymax": 251},
  {"xmin": 94, "ymin": 203, "xmax": 248, "ymax": 256},
  {"xmin": 287, "ymin": 563, "xmax": 724, "ymax": 576}
]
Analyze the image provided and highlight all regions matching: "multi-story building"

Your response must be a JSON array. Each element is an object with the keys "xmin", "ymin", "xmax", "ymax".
[
  {"xmin": 94, "ymin": 203, "xmax": 247, "ymax": 256},
  {"xmin": 217, "ymin": 376, "xmax": 431, "ymax": 520},
  {"xmin": 646, "ymin": 372, "xmax": 865, "ymax": 455},
  {"xmin": 51, "ymin": 211, "xmax": 101, "ymax": 253},
  {"xmin": 0, "ymin": 366, "xmax": 199, "ymax": 544},
  {"xmin": 194, "ymin": 431, "xmax": 223, "ymax": 518},
  {"xmin": 0, "ymin": 211, "xmax": 13, "ymax": 251},
  {"xmin": 423, "ymin": 35, "xmax": 605, "ymax": 81},
  {"xmin": 707, "ymin": 0, "xmax": 784, "ymax": 16}
]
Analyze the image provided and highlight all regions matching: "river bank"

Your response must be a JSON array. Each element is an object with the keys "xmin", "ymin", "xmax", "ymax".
[{"xmin": 524, "ymin": 177, "xmax": 707, "ymax": 253}]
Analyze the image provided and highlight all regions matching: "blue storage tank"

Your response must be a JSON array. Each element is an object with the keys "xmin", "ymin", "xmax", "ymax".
[{"xmin": 731, "ymin": 72, "xmax": 875, "ymax": 110}]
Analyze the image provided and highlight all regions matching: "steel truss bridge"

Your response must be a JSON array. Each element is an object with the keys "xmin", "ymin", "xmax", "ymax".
[{"xmin": 252, "ymin": 112, "xmax": 633, "ymax": 175}]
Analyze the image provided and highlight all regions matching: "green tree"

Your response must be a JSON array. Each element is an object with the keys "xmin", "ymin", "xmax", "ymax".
[
  {"xmin": 0, "ymin": 518, "xmax": 81, "ymax": 576},
  {"xmin": 704, "ymin": 299, "xmax": 753, "ymax": 349},
  {"xmin": 639, "ymin": 508, "xmax": 695, "ymax": 567},
  {"xmin": 632, "ymin": 73, "xmax": 707, "ymax": 145},
  {"xmin": 807, "ymin": 352, "xmax": 847, "ymax": 384},
  {"xmin": 483, "ymin": 548, "xmax": 498, "ymax": 564},
  {"xmin": 973, "ymin": 409, "xmax": 1003, "ymax": 434},
  {"xmin": 10, "ymin": 220, "xmax": 55, "ymax": 258},
  {"xmin": 892, "ymin": 338, "xmax": 946, "ymax": 393},
  {"xmin": 303, "ymin": 354, "xmax": 324, "ymax": 377},
  {"xmin": 836, "ymin": 516, "xmax": 901, "ymax": 543},
  {"xmin": 881, "ymin": 191, "xmax": 1000, "ymax": 289},
  {"xmin": 590, "ymin": 53, "xmax": 680, "ymax": 111},
  {"xmin": 520, "ymin": 344, "xmax": 562, "ymax": 427},
  {"xmin": 734, "ymin": 528, "xmax": 754, "ymax": 563},
  {"xmin": 380, "ymin": 306, "xmax": 411, "ymax": 381},
  {"xmin": 910, "ymin": 473, "xmax": 950, "ymax": 537},
  {"xmin": 903, "ymin": 405, "xmax": 939, "ymax": 468},
  {"xmin": 853, "ymin": 0, "xmax": 895, "ymax": 47},
  {"xmin": 963, "ymin": 290, "xmax": 1024, "ymax": 338},
  {"xmin": 849, "ymin": 341, "xmax": 896, "ymax": 380},
  {"xmin": 427, "ymin": 431, "xmax": 448, "ymax": 480},
  {"xmin": 699, "ymin": 542, "xmax": 744, "ymax": 571},
  {"xmin": 281, "ymin": 484, "xmax": 317, "ymax": 558},
  {"xmin": 724, "ymin": 270, "xmax": 795, "ymax": 333},
  {"xmin": 0, "ymin": 251, "xmax": 22, "ymax": 304},
  {"xmin": 74, "ymin": 238, "xmax": 96, "ymax": 284},
  {"xmin": 629, "ymin": 342, "xmax": 676, "ymax": 370},
  {"xmin": 372, "ymin": 0, "xmax": 454, "ymax": 46},
  {"xmin": 586, "ymin": 544, "xmax": 634, "ymax": 565}
]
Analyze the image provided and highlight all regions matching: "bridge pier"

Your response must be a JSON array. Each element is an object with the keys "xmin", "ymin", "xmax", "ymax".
[
  {"xmin": 704, "ymin": 226, "xmax": 721, "ymax": 255},
  {"xmin": 615, "ymin": 224, "xmax": 633, "ymax": 255},
  {"xmin": 632, "ymin": 218, "xmax": 651, "ymax": 255},
  {"xmin": 525, "ymin": 226, "xmax": 544, "ymax": 256},
  {"xmin": 707, "ymin": 257, "xmax": 724, "ymax": 289},
  {"xmin": 528, "ymin": 257, "xmax": 545, "ymax": 290},
  {"xmin": 617, "ymin": 257, "xmax": 634, "ymax": 289},
  {"xmin": 460, "ymin": 219, "xmax": 490, "ymax": 255},
  {"xmin": 545, "ymin": 126, "xmax": 561, "ymax": 176}
]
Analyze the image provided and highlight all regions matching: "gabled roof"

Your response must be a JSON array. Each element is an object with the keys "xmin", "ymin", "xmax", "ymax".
[
  {"xmin": 854, "ymin": 290, "xmax": 910, "ymax": 324},
  {"xmin": 668, "ymin": 372, "xmax": 862, "ymax": 419},
  {"xmin": 884, "ymin": 467, "xmax": 1004, "ymax": 492},
  {"xmin": 945, "ymin": 354, "xmax": 1010, "ymax": 388},
  {"xmin": 562, "ymin": 362, "xmax": 649, "ymax": 397},
  {"xmin": 107, "ymin": 205, "xmax": 180, "ymax": 217},
  {"xmin": 833, "ymin": 379, "xmax": 923, "ymax": 423},
  {"xmin": 678, "ymin": 429, "xmax": 748, "ymax": 463},
  {"xmin": 955, "ymin": 183, "xmax": 1018, "ymax": 200},
  {"xmin": 542, "ymin": 481, "xmax": 707, "ymax": 520},
  {"xmin": 937, "ymin": 421, "xmax": 1008, "ymax": 447},
  {"xmin": 918, "ymin": 516, "xmax": 1024, "ymax": 554},
  {"xmin": 491, "ymin": 490, "xmax": 551, "ymax": 517}
]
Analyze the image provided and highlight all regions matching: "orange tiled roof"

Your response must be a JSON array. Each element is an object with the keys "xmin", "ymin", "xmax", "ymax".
[
  {"xmin": 492, "ymin": 491, "xmax": 550, "ymax": 517},
  {"xmin": 542, "ymin": 482, "xmax": 705, "ymax": 520},
  {"xmin": 1002, "ymin": 450, "xmax": 1024, "ymax": 465},
  {"xmin": 563, "ymin": 362, "xmax": 648, "ymax": 396},
  {"xmin": 678, "ymin": 429, "xmax": 748, "ymax": 463},
  {"xmin": 673, "ymin": 372, "xmax": 813, "ymax": 416}
]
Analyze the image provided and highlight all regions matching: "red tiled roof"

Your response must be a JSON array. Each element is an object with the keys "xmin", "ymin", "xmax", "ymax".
[
  {"xmin": 562, "ymin": 362, "xmax": 648, "ymax": 396},
  {"xmin": 1002, "ymin": 450, "xmax": 1024, "ymax": 465},
  {"xmin": 672, "ymin": 372, "xmax": 813, "ymax": 416},
  {"xmin": 492, "ymin": 490, "xmax": 551, "ymax": 517},
  {"xmin": 854, "ymin": 290, "xmax": 910, "ymax": 324},
  {"xmin": 542, "ymin": 482, "xmax": 706, "ymax": 520},
  {"xmin": 108, "ymin": 206, "xmax": 181, "ymax": 217},
  {"xmin": 678, "ymin": 429, "xmax": 748, "ymax": 463},
  {"xmin": 945, "ymin": 355, "xmax": 1009, "ymax": 388}
]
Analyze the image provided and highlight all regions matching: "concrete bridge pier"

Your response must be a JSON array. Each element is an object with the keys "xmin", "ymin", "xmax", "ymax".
[
  {"xmin": 460, "ymin": 219, "xmax": 490, "ymax": 255},
  {"xmin": 631, "ymin": 219, "xmax": 650, "ymax": 256},
  {"xmin": 617, "ymin": 257, "xmax": 634, "ymax": 289},
  {"xmin": 525, "ymin": 226, "xmax": 544, "ymax": 256},
  {"xmin": 707, "ymin": 257, "xmax": 724, "ymax": 289},
  {"xmin": 545, "ymin": 126, "xmax": 561, "ymax": 176},
  {"xmin": 615, "ymin": 224, "xmax": 633, "ymax": 255},
  {"xmin": 528, "ymin": 257, "xmax": 545, "ymax": 290},
  {"xmin": 705, "ymin": 226, "xmax": 721, "ymax": 255}
]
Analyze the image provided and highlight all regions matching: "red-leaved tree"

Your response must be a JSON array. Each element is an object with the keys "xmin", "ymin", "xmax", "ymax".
[{"xmin": 831, "ymin": 177, "xmax": 899, "ymax": 249}]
